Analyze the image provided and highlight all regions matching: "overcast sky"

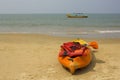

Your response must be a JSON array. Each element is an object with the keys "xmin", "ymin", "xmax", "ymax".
[{"xmin": 0, "ymin": 0, "xmax": 120, "ymax": 14}]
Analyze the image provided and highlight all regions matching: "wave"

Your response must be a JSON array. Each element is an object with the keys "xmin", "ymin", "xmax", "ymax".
[{"xmin": 96, "ymin": 30, "xmax": 120, "ymax": 34}]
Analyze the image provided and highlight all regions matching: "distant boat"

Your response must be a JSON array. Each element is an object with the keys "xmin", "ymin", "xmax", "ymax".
[{"xmin": 66, "ymin": 13, "xmax": 88, "ymax": 18}]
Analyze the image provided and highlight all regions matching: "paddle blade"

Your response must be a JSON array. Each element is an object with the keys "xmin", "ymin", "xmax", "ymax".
[{"xmin": 89, "ymin": 41, "xmax": 98, "ymax": 49}]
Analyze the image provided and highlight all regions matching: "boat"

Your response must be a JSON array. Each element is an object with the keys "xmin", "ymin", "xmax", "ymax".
[
  {"xmin": 58, "ymin": 39, "xmax": 98, "ymax": 74},
  {"xmin": 66, "ymin": 13, "xmax": 88, "ymax": 18}
]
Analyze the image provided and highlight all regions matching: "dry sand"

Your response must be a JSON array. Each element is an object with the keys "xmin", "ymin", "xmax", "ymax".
[{"xmin": 0, "ymin": 34, "xmax": 120, "ymax": 80}]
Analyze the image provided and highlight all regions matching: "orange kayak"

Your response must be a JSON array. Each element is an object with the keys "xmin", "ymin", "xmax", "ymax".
[{"xmin": 58, "ymin": 39, "xmax": 98, "ymax": 74}]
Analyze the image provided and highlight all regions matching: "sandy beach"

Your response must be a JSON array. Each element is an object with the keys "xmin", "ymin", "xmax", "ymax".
[{"xmin": 0, "ymin": 33, "xmax": 120, "ymax": 80}]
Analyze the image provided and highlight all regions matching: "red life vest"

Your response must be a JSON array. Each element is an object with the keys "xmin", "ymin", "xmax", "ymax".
[{"xmin": 59, "ymin": 42, "xmax": 87, "ymax": 57}]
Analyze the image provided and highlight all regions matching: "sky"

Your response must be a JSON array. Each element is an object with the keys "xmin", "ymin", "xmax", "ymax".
[{"xmin": 0, "ymin": 0, "xmax": 120, "ymax": 14}]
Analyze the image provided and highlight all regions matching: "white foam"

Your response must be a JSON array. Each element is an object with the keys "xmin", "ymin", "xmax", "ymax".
[{"xmin": 96, "ymin": 30, "xmax": 120, "ymax": 33}]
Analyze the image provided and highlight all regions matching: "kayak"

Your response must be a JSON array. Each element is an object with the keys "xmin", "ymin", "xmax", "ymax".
[{"xmin": 58, "ymin": 39, "xmax": 98, "ymax": 74}]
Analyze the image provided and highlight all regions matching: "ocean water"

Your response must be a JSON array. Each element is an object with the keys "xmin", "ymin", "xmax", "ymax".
[{"xmin": 0, "ymin": 13, "xmax": 120, "ymax": 38}]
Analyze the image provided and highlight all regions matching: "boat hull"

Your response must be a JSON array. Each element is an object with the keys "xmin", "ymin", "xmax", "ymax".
[
  {"xmin": 58, "ymin": 48, "xmax": 92, "ymax": 74},
  {"xmin": 67, "ymin": 15, "xmax": 88, "ymax": 18}
]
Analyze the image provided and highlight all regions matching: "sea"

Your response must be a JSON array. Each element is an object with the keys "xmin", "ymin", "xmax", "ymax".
[{"xmin": 0, "ymin": 13, "xmax": 120, "ymax": 38}]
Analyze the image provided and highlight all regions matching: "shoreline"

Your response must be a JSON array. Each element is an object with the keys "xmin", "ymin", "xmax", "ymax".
[
  {"xmin": 0, "ymin": 33, "xmax": 120, "ymax": 80},
  {"xmin": 0, "ymin": 32, "xmax": 120, "ymax": 39}
]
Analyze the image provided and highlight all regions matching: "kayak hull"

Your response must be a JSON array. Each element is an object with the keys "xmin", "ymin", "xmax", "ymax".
[{"xmin": 58, "ymin": 48, "xmax": 92, "ymax": 74}]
